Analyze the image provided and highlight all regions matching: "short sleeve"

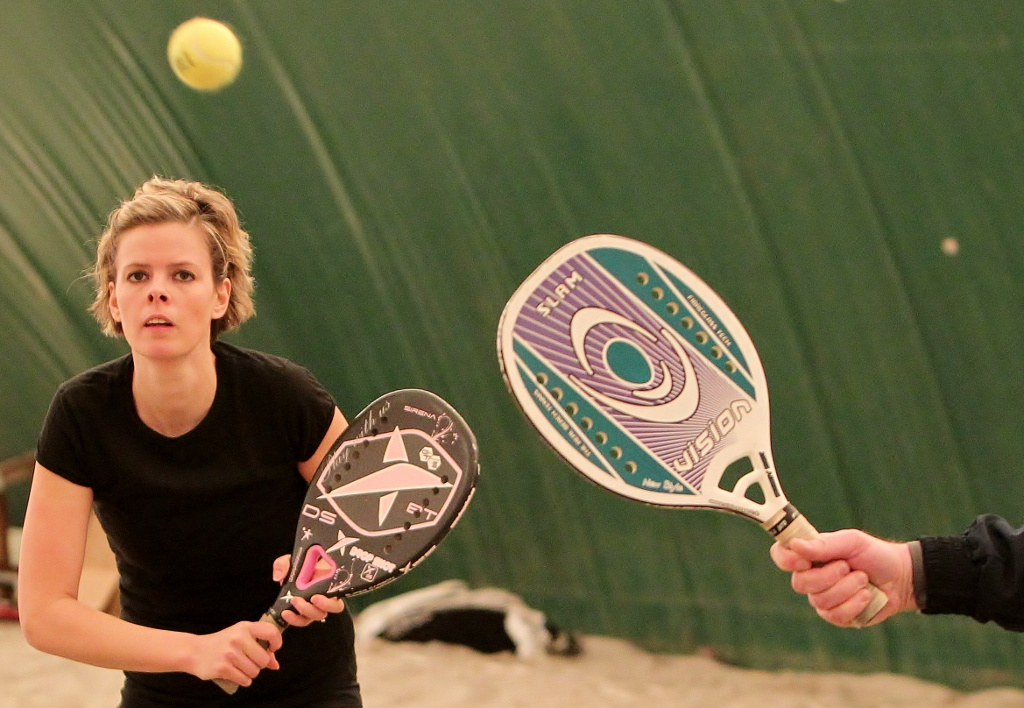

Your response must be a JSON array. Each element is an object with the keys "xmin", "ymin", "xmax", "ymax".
[
  {"xmin": 281, "ymin": 362, "xmax": 336, "ymax": 462},
  {"xmin": 35, "ymin": 387, "xmax": 92, "ymax": 487}
]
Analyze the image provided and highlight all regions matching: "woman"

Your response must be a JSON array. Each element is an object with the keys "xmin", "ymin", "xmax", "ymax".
[{"xmin": 19, "ymin": 177, "xmax": 362, "ymax": 706}]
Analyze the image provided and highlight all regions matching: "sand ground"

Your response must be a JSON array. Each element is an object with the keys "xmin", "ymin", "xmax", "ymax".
[{"xmin": 4, "ymin": 621, "xmax": 1024, "ymax": 707}]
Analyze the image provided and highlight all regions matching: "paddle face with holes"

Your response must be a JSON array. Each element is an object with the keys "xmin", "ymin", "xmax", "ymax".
[
  {"xmin": 498, "ymin": 234, "xmax": 787, "ymax": 523},
  {"xmin": 265, "ymin": 388, "xmax": 479, "ymax": 629},
  {"xmin": 497, "ymin": 234, "xmax": 888, "ymax": 627}
]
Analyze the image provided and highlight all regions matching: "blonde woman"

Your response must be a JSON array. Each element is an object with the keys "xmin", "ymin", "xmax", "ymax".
[{"xmin": 19, "ymin": 178, "xmax": 361, "ymax": 706}]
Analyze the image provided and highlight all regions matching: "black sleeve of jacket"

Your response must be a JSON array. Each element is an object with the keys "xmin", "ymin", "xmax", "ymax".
[{"xmin": 918, "ymin": 515, "xmax": 1024, "ymax": 631}]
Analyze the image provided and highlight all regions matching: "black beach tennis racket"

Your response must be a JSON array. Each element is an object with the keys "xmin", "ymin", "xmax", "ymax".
[
  {"xmin": 217, "ymin": 388, "xmax": 479, "ymax": 693},
  {"xmin": 497, "ymin": 234, "xmax": 886, "ymax": 626}
]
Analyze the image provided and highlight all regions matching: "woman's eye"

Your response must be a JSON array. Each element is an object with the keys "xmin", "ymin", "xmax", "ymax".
[
  {"xmin": 126, "ymin": 271, "xmax": 147, "ymax": 283},
  {"xmin": 174, "ymin": 270, "xmax": 196, "ymax": 282}
]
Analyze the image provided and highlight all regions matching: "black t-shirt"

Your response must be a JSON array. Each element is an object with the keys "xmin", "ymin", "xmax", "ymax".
[{"xmin": 36, "ymin": 342, "xmax": 360, "ymax": 707}]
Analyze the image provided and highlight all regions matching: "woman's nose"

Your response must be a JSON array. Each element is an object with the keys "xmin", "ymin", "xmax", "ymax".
[{"xmin": 147, "ymin": 290, "xmax": 169, "ymax": 303}]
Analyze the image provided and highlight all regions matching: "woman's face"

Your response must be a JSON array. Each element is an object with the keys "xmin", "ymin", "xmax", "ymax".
[{"xmin": 108, "ymin": 221, "xmax": 230, "ymax": 362}]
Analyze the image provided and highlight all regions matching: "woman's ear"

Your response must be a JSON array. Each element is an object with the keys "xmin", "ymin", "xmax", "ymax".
[
  {"xmin": 107, "ymin": 281, "xmax": 122, "ymax": 324},
  {"xmin": 213, "ymin": 277, "xmax": 231, "ymax": 319}
]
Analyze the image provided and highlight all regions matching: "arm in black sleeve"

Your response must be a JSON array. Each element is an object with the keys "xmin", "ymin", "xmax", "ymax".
[{"xmin": 917, "ymin": 515, "xmax": 1024, "ymax": 631}]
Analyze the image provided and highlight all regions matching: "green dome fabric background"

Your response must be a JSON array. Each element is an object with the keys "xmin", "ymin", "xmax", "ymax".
[{"xmin": 2, "ymin": 0, "xmax": 1024, "ymax": 690}]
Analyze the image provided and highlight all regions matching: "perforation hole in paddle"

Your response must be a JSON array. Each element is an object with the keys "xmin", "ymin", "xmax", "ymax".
[
  {"xmin": 295, "ymin": 546, "xmax": 338, "ymax": 590},
  {"xmin": 745, "ymin": 483, "xmax": 765, "ymax": 504},
  {"xmin": 719, "ymin": 457, "xmax": 753, "ymax": 494},
  {"xmin": 718, "ymin": 458, "xmax": 767, "ymax": 504}
]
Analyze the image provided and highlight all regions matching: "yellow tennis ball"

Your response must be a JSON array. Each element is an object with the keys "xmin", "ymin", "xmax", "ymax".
[{"xmin": 167, "ymin": 17, "xmax": 242, "ymax": 91}]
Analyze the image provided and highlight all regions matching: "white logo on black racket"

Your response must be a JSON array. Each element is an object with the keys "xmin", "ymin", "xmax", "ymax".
[{"xmin": 316, "ymin": 427, "xmax": 458, "ymax": 536}]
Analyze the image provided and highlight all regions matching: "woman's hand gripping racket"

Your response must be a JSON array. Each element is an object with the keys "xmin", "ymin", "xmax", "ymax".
[
  {"xmin": 496, "ymin": 234, "xmax": 887, "ymax": 627},
  {"xmin": 217, "ymin": 388, "xmax": 479, "ymax": 693}
]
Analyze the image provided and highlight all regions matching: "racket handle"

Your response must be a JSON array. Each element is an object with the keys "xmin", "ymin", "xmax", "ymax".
[
  {"xmin": 763, "ymin": 505, "xmax": 888, "ymax": 628},
  {"xmin": 213, "ymin": 613, "xmax": 284, "ymax": 694}
]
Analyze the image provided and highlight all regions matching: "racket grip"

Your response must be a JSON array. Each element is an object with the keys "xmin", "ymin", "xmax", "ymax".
[
  {"xmin": 213, "ymin": 613, "xmax": 284, "ymax": 694},
  {"xmin": 763, "ymin": 505, "xmax": 888, "ymax": 628}
]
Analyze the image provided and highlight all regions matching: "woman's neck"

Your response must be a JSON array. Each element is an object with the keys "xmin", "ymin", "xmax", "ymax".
[{"xmin": 131, "ymin": 346, "xmax": 218, "ymax": 438}]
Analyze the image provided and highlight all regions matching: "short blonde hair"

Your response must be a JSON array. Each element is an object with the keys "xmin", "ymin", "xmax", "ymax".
[{"xmin": 89, "ymin": 177, "xmax": 255, "ymax": 339}]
